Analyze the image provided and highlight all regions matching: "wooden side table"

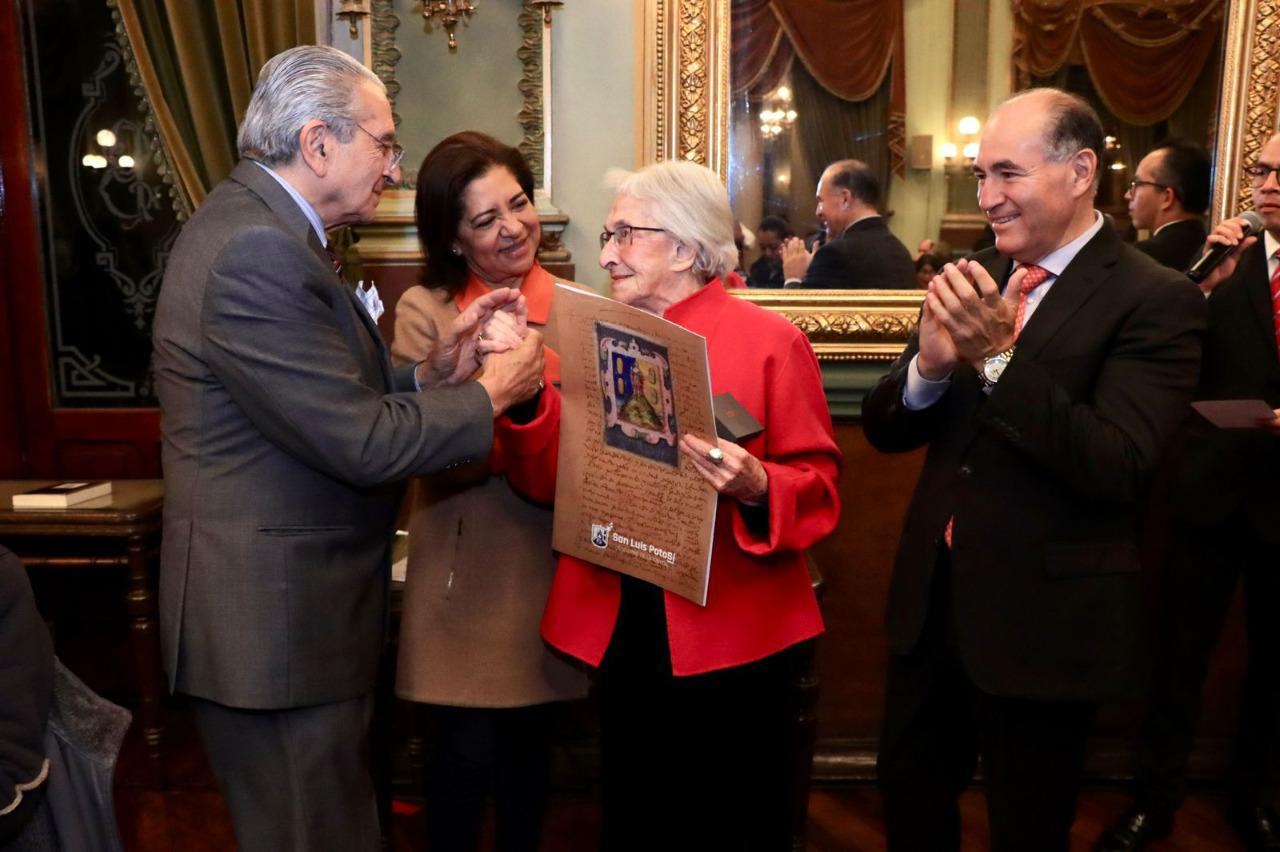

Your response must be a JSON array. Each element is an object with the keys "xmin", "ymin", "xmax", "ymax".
[{"xmin": 0, "ymin": 480, "xmax": 166, "ymax": 785}]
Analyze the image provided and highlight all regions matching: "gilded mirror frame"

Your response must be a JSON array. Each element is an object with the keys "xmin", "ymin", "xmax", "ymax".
[{"xmin": 639, "ymin": 0, "xmax": 1280, "ymax": 361}]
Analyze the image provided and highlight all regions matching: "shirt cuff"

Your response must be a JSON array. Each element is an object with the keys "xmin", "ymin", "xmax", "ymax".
[
  {"xmin": 903, "ymin": 353, "xmax": 951, "ymax": 410},
  {"xmin": 412, "ymin": 361, "xmax": 424, "ymax": 391}
]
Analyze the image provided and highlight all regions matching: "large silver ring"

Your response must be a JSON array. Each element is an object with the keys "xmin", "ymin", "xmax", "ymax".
[
  {"xmin": 537, "ymin": 379, "xmax": 545, "ymax": 391},
  {"xmin": 707, "ymin": 447, "xmax": 725, "ymax": 464}
]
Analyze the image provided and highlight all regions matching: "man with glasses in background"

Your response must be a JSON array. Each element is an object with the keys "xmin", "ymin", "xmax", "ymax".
[
  {"xmin": 1097, "ymin": 133, "xmax": 1280, "ymax": 852},
  {"xmin": 152, "ymin": 45, "xmax": 544, "ymax": 852},
  {"xmin": 1125, "ymin": 139, "xmax": 1211, "ymax": 271}
]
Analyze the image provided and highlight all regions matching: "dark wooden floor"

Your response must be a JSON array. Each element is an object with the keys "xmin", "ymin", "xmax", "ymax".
[{"xmin": 113, "ymin": 712, "xmax": 1244, "ymax": 852}]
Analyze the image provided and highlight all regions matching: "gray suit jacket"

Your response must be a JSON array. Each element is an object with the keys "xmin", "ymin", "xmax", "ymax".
[{"xmin": 153, "ymin": 160, "xmax": 494, "ymax": 709}]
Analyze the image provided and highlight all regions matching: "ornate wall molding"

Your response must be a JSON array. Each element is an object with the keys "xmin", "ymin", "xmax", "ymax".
[
  {"xmin": 371, "ymin": 0, "xmax": 402, "ymax": 123},
  {"xmin": 638, "ymin": 0, "xmax": 729, "ymax": 178},
  {"xmin": 1240, "ymin": 0, "xmax": 1279, "ymax": 197},
  {"xmin": 370, "ymin": 0, "xmax": 405, "ymax": 180},
  {"xmin": 735, "ymin": 290, "xmax": 921, "ymax": 361},
  {"xmin": 371, "ymin": 0, "xmax": 553, "ymax": 192},
  {"xmin": 1212, "ymin": 0, "xmax": 1277, "ymax": 221},
  {"xmin": 517, "ymin": 2, "xmax": 545, "ymax": 189}
]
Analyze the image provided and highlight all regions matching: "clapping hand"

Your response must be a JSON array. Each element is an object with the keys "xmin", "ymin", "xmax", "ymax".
[
  {"xmin": 781, "ymin": 237, "xmax": 814, "ymax": 282},
  {"xmin": 918, "ymin": 260, "xmax": 1021, "ymax": 376}
]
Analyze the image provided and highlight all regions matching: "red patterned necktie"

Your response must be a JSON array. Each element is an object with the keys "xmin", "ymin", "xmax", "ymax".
[
  {"xmin": 944, "ymin": 263, "xmax": 1052, "ymax": 549},
  {"xmin": 1013, "ymin": 264, "xmax": 1051, "ymax": 336},
  {"xmin": 1270, "ymin": 250, "xmax": 1280, "ymax": 361}
]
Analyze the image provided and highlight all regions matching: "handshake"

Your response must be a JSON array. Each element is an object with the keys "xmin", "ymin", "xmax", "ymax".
[{"xmin": 412, "ymin": 288, "xmax": 546, "ymax": 417}]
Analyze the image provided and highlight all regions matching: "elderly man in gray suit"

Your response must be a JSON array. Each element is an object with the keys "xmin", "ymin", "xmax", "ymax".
[{"xmin": 152, "ymin": 45, "xmax": 544, "ymax": 852}]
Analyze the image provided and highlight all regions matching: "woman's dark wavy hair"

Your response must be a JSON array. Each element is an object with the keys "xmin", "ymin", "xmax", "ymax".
[{"xmin": 414, "ymin": 131, "xmax": 536, "ymax": 294}]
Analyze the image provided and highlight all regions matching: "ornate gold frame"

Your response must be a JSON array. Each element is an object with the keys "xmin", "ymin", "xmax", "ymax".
[
  {"xmin": 360, "ymin": 0, "xmax": 564, "ymax": 267},
  {"xmin": 641, "ymin": 0, "xmax": 1280, "ymax": 361}
]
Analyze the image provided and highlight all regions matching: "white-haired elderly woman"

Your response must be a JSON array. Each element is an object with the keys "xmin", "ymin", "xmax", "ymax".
[{"xmin": 492, "ymin": 160, "xmax": 842, "ymax": 849}]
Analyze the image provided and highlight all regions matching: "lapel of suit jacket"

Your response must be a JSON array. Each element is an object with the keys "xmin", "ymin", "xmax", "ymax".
[
  {"xmin": 231, "ymin": 160, "xmax": 396, "ymax": 390},
  {"xmin": 1235, "ymin": 240, "xmax": 1279, "ymax": 362},
  {"xmin": 338, "ymin": 272, "xmax": 395, "ymax": 389},
  {"xmin": 1012, "ymin": 225, "xmax": 1118, "ymax": 361}
]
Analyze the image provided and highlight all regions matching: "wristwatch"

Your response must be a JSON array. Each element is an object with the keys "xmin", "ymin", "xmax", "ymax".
[{"xmin": 980, "ymin": 346, "xmax": 1016, "ymax": 388}]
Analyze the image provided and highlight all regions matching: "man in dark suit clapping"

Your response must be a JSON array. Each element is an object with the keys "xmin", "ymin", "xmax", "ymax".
[
  {"xmin": 152, "ymin": 46, "xmax": 544, "ymax": 852},
  {"xmin": 863, "ymin": 89, "xmax": 1205, "ymax": 851},
  {"xmin": 781, "ymin": 159, "xmax": 915, "ymax": 289}
]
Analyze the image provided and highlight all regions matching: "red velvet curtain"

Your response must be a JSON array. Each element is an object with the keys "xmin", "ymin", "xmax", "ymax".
[
  {"xmin": 1013, "ymin": 0, "xmax": 1226, "ymax": 126},
  {"xmin": 732, "ymin": 0, "xmax": 906, "ymax": 176}
]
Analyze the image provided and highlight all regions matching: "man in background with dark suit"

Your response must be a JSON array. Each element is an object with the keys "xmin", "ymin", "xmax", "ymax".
[
  {"xmin": 862, "ymin": 88, "xmax": 1205, "ymax": 851},
  {"xmin": 1096, "ymin": 132, "xmax": 1280, "ymax": 852},
  {"xmin": 152, "ymin": 45, "xmax": 544, "ymax": 852},
  {"xmin": 1125, "ymin": 139, "xmax": 1211, "ymax": 271},
  {"xmin": 781, "ymin": 159, "xmax": 915, "ymax": 289},
  {"xmin": 747, "ymin": 214, "xmax": 791, "ymax": 288}
]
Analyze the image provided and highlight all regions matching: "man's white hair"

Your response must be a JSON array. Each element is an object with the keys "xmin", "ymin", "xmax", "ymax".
[{"xmin": 237, "ymin": 45, "xmax": 385, "ymax": 166}]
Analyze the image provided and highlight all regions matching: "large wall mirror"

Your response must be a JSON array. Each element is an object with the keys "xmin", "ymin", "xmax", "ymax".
[{"xmin": 639, "ymin": 0, "xmax": 1279, "ymax": 361}]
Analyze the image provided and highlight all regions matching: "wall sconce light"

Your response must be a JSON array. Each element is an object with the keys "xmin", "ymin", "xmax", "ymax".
[
  {"xmin": 759, "ymin": 85, "xmax": 797, "ymax": 140},
  {"xmin": 938, "ymin": 116, "xmax": 981, "ymax": 173},
  {"xmin": 423, "ymin": 0, "xmax": 477, "ymax": 50},
  {"xmin": 336, "ymin": 0, "xmax": 372, "ymax": 39},
  {"xmin": 527, "ymin": 0, "xmax": 563, "ymax": 25}
]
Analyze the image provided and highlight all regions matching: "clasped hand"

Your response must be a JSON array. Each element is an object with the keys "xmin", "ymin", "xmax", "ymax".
[
  {"xmin": 916, "ymin": 259, "xmax": 1022, "ymax": 380},
  {"xmin": 415, "ymin": 288, "xmax": 544, "ymax": 416}
]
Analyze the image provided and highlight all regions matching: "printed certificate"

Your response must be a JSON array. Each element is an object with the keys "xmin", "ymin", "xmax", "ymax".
[{"xmin": 549, "ymin": 284, "xmax": 718, "ymax": 605}]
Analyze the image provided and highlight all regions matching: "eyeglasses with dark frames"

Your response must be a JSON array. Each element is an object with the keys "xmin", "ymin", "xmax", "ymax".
[
  {"xmin": 599, "ymin": 225, "xmax": 668, "ymax": 249},
  {"xmin": 1127, "ymin": 179, "xmax": 1167, "ymax": 193},
  {"xmin": 1244, "ymin": 162, "xmax": 1280, "ymax": 185},
  {"xmin": 353, "ymin": 123, "xmax": 404, "ymax": 170}
]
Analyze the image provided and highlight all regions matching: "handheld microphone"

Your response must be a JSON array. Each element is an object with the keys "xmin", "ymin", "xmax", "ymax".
[{"xmin": 1185, "ymin": 210, "xmax": 1263, "ymax": 282}]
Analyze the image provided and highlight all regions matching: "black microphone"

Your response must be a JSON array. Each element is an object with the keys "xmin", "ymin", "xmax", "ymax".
[{"xmin": 1185, "ymin": 210, "xmax": 1263, "ymax": 282}]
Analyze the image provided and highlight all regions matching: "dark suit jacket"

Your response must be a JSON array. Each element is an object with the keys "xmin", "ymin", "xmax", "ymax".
[
  {"xmin": 1134, "ymin": 217, "xmax": 1207, "ymax": 272},
  {"xmin": 747, "ymin": 255, "xmax": 784, "ymax": 288},
  {"xmin": 153, "ymin": 161, "xmax": 494, "ymax": 709},
  {"xmin": 1168, "ymin": 239, "xmax": 1280, "ymax": 538},
  {"xmin": 801, "ymin": 216, "xmax": 915, "ymax": 289},
  {"xmin": 862, "ymin": 224, "xmax": 1205, "ymax": 701}
]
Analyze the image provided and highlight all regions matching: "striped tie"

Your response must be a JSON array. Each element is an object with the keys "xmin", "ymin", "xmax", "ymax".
[
  {"xmin": 1271, "ymin": 250, "xmax": 1280, "ymax": 360},
  {"xmin": 945, "ymin": 264, "xmax": 1052, "ymax": 549}
]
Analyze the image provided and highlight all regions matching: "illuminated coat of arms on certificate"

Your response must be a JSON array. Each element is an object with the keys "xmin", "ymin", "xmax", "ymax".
[{"xmin": 595, "ymin": 322, "xmax": 679, "ymax": 467}]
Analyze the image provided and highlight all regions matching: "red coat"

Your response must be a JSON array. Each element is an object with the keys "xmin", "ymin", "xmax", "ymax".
[{"xmin": 497, "ymin": 280, "xmax": 842, "ymax": 676}]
